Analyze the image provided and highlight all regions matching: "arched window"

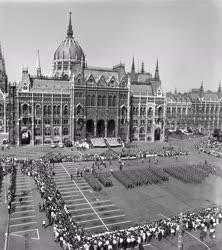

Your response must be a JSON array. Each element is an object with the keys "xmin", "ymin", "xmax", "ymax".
[
  {"xmin": 121, "ymin": 106, "xmax": 127, "ymax": 117},
  {"xmin": 143, "ymin": 107, "xmax": 146, "ymax": 116},
  {"xmin": 54, "ymin": 127, "xmax": 59, "ymax": 136},
  {"xmin": 148, "ymin": 107, "xmax": 153, "ymax": 116},
  {"xmin": 76, "ymin": 105, "xmax": 83, "ymax": 115},
  {"xmin": 97, "ymin": 95, "xmax": 102, "ymax": 106},
  {"xmin": 133, "ymin": 107, "xmax": 136, "ymax": 115},
  {"xmin": 136, "ymin": 107, "xmax": 139, "ymax": 115},
  {"xmin": 23, "ymin": 104, "xmax": 29, "ymax": 115},
  {"xmin": 140, "ymin": 127, "xmax": 145, "ymax": 134},
  {"xmin": 86, "ymin": 95, "xmax": 91, "ymax": 106},
  {"xmin": 108, "ymin": 96, "xmax": 112, "ymax": 107},
  {"xmin": 53, "ymin": 105, "xmax": 57, "ymax": 115},
  {"xmin": 158, "ymin": 106, "xmax": 162, "ymax": 116},
  {"xmin": 44, "ymin": 105, "xmax": 48, "ymax": 115},
  {"xmin": 44, "ymin": 127, "xmax": 51, "ymax": 136},
  {"xmin": 57, "ymin": 105, "xmax": 60, "ymax": 115},
  {"xmin": 140, "ymin": 107, "xmax": 143, "ymax": 115},
  {"xmin": 91, "ymin": 95, "xmax": 95, "ymax": 106},
  {"xmin": 102, "ymin": 96, "xmax": 106, "ymax": 106},
  {"xmin": 63, "ymin": 127, "xmax": 69, "ymax": 135},
  {"xmin": 63, "ymin": 105, "xmax": 68, "ymax": 116},
  {"xmin": 36, "ymin": 104, "xmax": 41, "ymax": 116},
  {"xmin": 48, "ymin": 105, "xmax": 52, "ymax": 115},
  {"xmin": 112, "ymin": 96, "xmax": 117, "ymax": 106}
]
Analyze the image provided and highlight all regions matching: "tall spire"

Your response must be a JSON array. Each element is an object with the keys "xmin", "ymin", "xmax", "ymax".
[
  {"xmin": 218, "ymin": 81, "xmax": 221, "ymax": 98},
  {"xmin": 141, "ymin": 61, "xmax": 145, "ymax": 73},
  {"xmin": 131, "ymin": 56, "xmax": 135, "ymax": 72},
  {"xmin": 67, "ymin": 12, "xmax": 73, "ymax": 38},
  {"xmin": 199, "ymin": 80, "xmax": 204, "ymax": 98},
  {"xmin": 131, "ymin": 57, "xmax": 136, "ymax": 82},
  {"xmin": 0, "ymin": 43, "xmax": 3, "ymax": 59},
  {"xmin": 154, "ymin": 59, "xmax": 160, "ymax": 81},
  {"xmin": 36, "ymin": 49, "xmax": 41, "ymax": 77},
  {"xmin": 0, "ymin": 43, "xmax": 8, "ymax": 93}
]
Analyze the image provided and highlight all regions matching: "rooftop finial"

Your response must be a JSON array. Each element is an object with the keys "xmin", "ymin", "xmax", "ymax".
[
  {"xmin": 131, "ymin": 56, "xmax": 135, "ymax": 72},
  {"xmin": 36, "ymin": 49, "xmax": 41, "ymax": 77},
  {"xmin": 67, "ymin": 11, "xmax": 73, "ymax": 38},
  {"xmin": 154, "ymin": 58, "xmax": 160, "ymax": 81}
]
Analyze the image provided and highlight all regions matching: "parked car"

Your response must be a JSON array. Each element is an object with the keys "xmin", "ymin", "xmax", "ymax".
[
  {"xmin": 51, "ymin": 143, "xmax": 57, "ymax": 148},
  {"xmin": 58, "ymin": 142, "xmax": 64, "ymax": 148}
]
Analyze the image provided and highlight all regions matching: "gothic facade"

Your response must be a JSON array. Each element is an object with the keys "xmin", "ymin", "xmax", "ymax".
[
  {"xmin": 8, "ymin": 14, "xmax": 165, "ymax": 146},
  {"xmin": 0, "ymin": 44, "xmax": 8, "ymax": 134},
  {"xmin": 166, "ymin": 82, "xmax": 222, "ymax": 134}
]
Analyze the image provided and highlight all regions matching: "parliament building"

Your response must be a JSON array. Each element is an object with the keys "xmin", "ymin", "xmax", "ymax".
[
  {"xmin": 6, "ymin": 14, "xmax": 165, "ymax": 146},
  {"xmin": 2, "ymin": 14, "xmax": 222, "ymax": 146}
]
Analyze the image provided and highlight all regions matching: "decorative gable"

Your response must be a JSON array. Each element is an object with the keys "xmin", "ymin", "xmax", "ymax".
[
  {"xmin": 86, "ymin": 74, "xmax": 95, "ymax": 85},
  {"xmin": 21, "ymin": 71, "xmax": 31, "ymax": 92},
  {"xmin": 156, "ymin": 86, "xmax": 163, "ymax": 97},
  {"xmin": 108, "ymin": 76, "xmax": 118, "ymax": 87},
  {"xmin": 97, "ymin": 75, "xmax": 107, "ymax": 87}
]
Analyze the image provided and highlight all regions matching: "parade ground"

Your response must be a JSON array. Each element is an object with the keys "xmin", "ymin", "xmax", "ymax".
[{"xmin": 1, "ymin": 137, "xmax": 222, "ymax": 250}]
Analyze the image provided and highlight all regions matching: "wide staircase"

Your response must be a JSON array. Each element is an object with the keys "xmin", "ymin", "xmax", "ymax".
[
  {"xmin": 90, "ymin": 138, "xmax": 107, "ymax": 148},
  {"xmin": 105, "ymin": 137, "xmax": 121, "ymax": 148}
]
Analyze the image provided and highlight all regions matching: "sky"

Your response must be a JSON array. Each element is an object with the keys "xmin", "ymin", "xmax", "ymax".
[{"xmin": 0, "ymin": 0, "xmax": 222, "ymax": 92}]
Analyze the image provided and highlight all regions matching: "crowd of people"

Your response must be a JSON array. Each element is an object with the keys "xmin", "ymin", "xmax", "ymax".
[
  {"xmin": 17, "ymin": 158, "xmax": 221, "ymax": 250},
  {"xmin": 5, "ymin": 158, "xmax": 16, "ymax": 214},
  {"xmin": 196, "ymin": 138, "xmax": 222, "ymax": 158}
]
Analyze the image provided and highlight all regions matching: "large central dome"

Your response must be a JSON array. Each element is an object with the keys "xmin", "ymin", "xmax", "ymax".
[
  {"xmin": 52, "ymin": 12, "xmax": 85, "ymax": 78},
  {"xmin": 54, "ymin": 39, "xmax": 84, "ymax": 61}
]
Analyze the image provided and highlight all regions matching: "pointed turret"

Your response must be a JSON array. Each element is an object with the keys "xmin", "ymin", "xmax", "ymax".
[
  {"xmin": 131, "ymin": 56, "xmax": 135, "ymax": 72},
  {"xmin": 131, "ymin": 57, "xmax": 136, "ymax": 82},
  {"xmin": 67, "ymin": 12, "xmax": 73, "ymax": 38},
  {"xmin": 0, "ymin": 43, "xmax": 8, "ymax": 93},
  {"xmin": 141, "ymin": 61, "xmax": 145, "ymax": 73},
  {"xmin": 154, "ymin": 59, "xmax": 160, "ymax": 81},
  {"xmin": 36, "ymin": 50, "xmax": 41, "ymax": 77},
  {"xmin": 218, "ymin": 81, "xmax": 221, "ymax": 98},
  {"xmin": 199, "ymin": 81, "xmax": 204, "ymax": 98}
]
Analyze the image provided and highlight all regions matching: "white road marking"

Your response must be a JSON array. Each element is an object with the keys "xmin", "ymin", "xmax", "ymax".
[
  {"xmin": 68, "ymin": 203, "xmax": 89, "ymax": 207},
  {"xmin": 10, "ymin": 228, "xmax": 40, "ymax": 240},
  {"xmin": 84, "ymin": 224, "xmax": 106, "ymax": 230},
  {"xmin": 72, "ymin": 212, "xmax": 95, "ymax": 218},
  {"xmin": 97, "ymin": 209, "xmax": 121, "ymax": 214},
  {"xmin": 16, "ymin": 204, "xmax": 34, "ymax": 208},
  {"xmin": 69, "ymin": 207, "xmax": 92, "ymax": 212},
  {"xmin": 76, "ymin": 218, "xmax": 100, "ymax": 223},
  {"xmin": 67, "ymin": 198, "xmax": 85, "ymax": 202},
  {"xmin": 93, "ymin": 204, "xmax": 116, "ymax": 209},
  {"xmin": 10, "ymin": 221, "xmax": 37, "ymax": 227},
  {"xmin": 60, "ymin": 163, "xmax": 109, "ymax": 231},
  {"xmin": 102, "ymin": 214, "xmax": 126, "ymax": 220},
  {"xmin": 91, "ymin": 200, "xmax": 111, "ymax": 204},
  {"xmin": 12, "ymin": 209, "xmax": 35, "ymax": 214},
  {"xmin": 12, "ymin": 200, "xmax": 33, "ymax": 204},
  {"xmin": 11, "ymin": 215, "xmax": 36, "ymax": 220}
]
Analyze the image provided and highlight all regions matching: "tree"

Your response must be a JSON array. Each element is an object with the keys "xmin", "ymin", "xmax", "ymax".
[{"xmin": 213, "ymin": 128, "xmax": 222, "ymax": 140}]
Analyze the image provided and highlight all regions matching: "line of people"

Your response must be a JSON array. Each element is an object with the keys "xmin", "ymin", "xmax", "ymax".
[{"xmin": 17, "ymin": 158, "xmax": 222, "ymax": 250}]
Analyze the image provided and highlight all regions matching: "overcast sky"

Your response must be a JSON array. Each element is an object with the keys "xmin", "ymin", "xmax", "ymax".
[{"xmin": 0, "ymin": 0, "xmax": 222, "ymax": 92}]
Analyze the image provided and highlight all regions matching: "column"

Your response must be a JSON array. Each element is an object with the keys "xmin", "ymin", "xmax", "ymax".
[
  {"xmin": 105, "ymin": 120, "xmax": 107, "ymax": 137},
  {"xmin": 41, "ymin": 94, "xmax": 44, "ymax": 145},
  {"xmin": 94, "ymin": 120, "xmax": 97, "ymax": 137},
  {"xmin": 17, "ymin": 95, "xmax": 20, "ymax": 146},
  {"xmin": 3, "ymin": 97, "xmax": 6, "ymax": 133},
  {"xmin": 31, "ymin": 93, "xmax": 35, "ymax": 145}
]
